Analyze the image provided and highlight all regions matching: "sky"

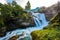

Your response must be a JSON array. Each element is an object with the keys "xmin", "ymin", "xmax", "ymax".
[
  {"xmin": 0, "ymin": 0, "xmax": 59, "ymax": 9},
  {"xmin": 0, "ymin": 0, "xmax": 6, "ymax": 4},
  {"xmin": 6, "ymin": 0, "xmax": 13, "ymax": 3}
]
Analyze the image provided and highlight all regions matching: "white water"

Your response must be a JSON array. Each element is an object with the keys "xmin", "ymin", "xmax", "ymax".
[{"xmin": 0, "ymin": 12, "xmax": 48, "ymax": 40}]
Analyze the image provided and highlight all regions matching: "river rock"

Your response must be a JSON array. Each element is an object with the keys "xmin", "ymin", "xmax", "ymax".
[{"xmin": 8, "ymin": 36, "xmax": 19, "ymax": 40}]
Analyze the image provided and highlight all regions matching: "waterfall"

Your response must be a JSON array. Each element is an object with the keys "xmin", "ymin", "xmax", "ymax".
[
  {"xmin": 0, "ymin": 12, "xmax": 48, "ymax": 40},
  {"xmin": 31, "ymin": 12, "xmax": 48, "ymax": 27}
]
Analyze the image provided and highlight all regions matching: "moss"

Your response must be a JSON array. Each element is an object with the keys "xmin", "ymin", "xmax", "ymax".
[{"xmin": 31, "ymin": 30, "xmax": 60, "ymax": 40}]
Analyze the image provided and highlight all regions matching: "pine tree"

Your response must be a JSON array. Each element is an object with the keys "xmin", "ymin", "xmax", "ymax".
[{"xmin": 25, "ymin": 1, "xmax": 31, "ymax": 11}]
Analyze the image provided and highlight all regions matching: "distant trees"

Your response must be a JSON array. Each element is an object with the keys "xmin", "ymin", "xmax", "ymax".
[
  {"xmin": 25, "ymin": 1, "xmax": 31, "ymax": 11},
  {"xmin": 12, "ymin": 1, "xmax": 17, "ymax": 6}
]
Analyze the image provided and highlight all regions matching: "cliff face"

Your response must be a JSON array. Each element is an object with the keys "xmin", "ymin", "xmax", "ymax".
[{"xmin": 45, "ymin": 2, "xmax": 59, "ymax": 21}]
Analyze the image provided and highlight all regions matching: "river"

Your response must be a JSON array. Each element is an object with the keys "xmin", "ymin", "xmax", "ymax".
[{"xmin": 0, "ymin": 12, "xmax": 48, "ymax": 40}]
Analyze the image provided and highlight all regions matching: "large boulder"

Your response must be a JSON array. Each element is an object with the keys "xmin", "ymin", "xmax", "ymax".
[{"xmin": 31, "ymin": 30, "xmax": 60, "ymax": 40}]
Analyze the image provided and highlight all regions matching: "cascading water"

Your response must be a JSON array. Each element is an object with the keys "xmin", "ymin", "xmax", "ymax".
[
  {"xmin": 32, "ymin": 12, "xmax": 48, "ymax": 27},
  {"xmin": 0, "ymin": 12, "xmax": 48, "ymax": 40}
]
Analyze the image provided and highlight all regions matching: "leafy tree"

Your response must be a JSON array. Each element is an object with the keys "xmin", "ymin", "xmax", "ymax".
[
  {"xmin": 1, "ymin": 4, "xmax": 12, "ymax": 18},
  {"xmin": 12, "ymin": 4, "xmax": 23, "ymax": 17}
]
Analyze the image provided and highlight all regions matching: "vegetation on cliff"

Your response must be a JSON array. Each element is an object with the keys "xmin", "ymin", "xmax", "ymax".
[{"xmin": 0, "ymin": 1, "xmax": 34, "ymax": 37}]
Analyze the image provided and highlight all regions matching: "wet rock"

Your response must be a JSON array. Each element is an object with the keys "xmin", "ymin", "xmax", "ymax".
[
  {"xmin": 8, "ymin": 36, "xmax": 19, "ymax": 40},
  {"xmin": 8, "ymin": 35, "xmax": 32, "ymax": 40},
  {"xmin": 19, "ymin": 36, "xmax": 32, "ymax": 40}
]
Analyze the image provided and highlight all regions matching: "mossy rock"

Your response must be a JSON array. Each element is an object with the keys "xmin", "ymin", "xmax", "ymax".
[{"xmin": 31, "ymin": 30, "xmax": 60, "ymax": 40}]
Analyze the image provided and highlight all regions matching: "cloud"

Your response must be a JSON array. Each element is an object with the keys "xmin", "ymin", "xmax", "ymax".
[
  {"xmin": 14, "ymin": 0, "xmax": 58, "ymax": 9},
  {"xmin": 0, "ymin": 0, "xmax": 7, "ymax": 4}
]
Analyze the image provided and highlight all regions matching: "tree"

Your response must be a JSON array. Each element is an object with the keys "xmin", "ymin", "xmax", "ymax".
[
  {"xmin": 12, "ymin": 1, "xmax": 17, "ymax": 7},
  {"xmin": 12, "ymin": 4, "xmax": 23, "ymax": 17},
  {"xmin": 0, "ymin": 3, "xmax": 2, "ymax": 15},
  {"xmin": 25, "ymin": 1, "xmax": 31, "ymax": 11}
]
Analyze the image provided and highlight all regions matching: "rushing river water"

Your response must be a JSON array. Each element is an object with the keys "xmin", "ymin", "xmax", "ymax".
[{"xmin": 0, "ymin": 12, "xmax": 48, "ymax": 40}]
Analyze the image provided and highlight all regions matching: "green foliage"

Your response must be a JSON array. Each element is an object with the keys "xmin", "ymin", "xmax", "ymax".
[
  {"xmin": 25, "ymin": 1, "xmax": 31, "ymax": 10},
  {"xmin": 31, "ymin": 30, "xmax": 60, "ymax": 40},
  {"xmin": 12, "ymin": 1, "xmax": 17, "ymax": 6},
  {"xmin": 0, "ymin": 1, "xmax": 35, "ymax": 37},
  {"xmin": 0, "ymin": 1, "xmax": 32, "ymax": 27}
]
